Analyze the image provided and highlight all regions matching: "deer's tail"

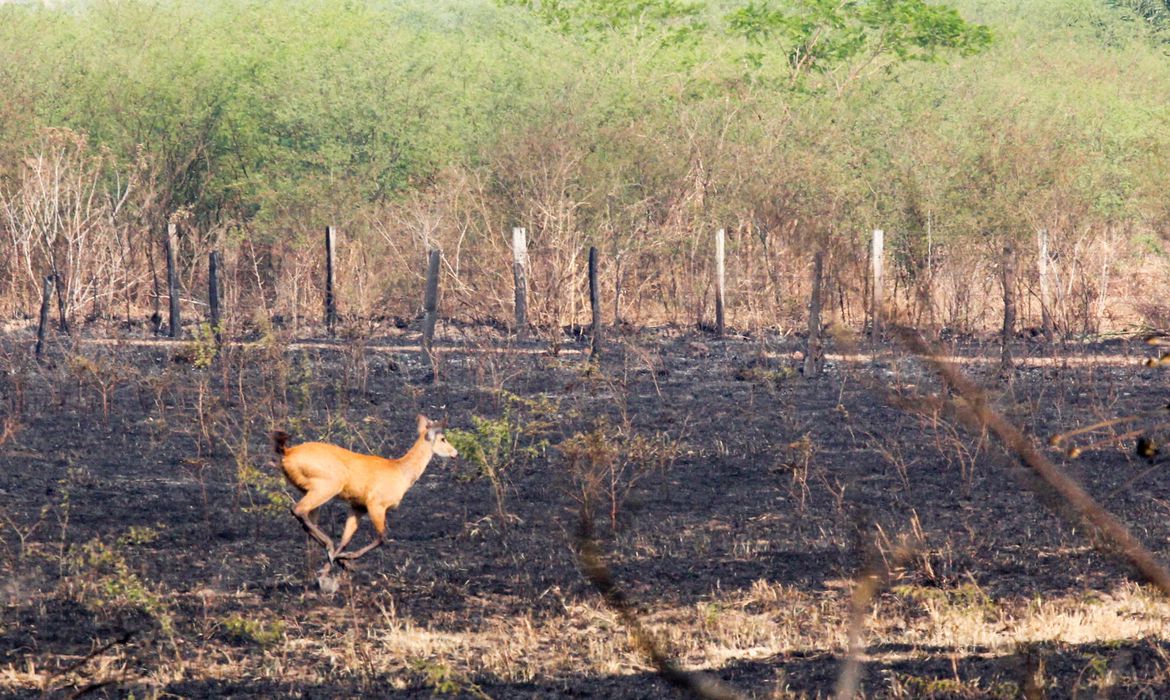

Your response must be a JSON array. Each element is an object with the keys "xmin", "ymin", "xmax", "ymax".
[{"xmin": 272, "ymin": 430, "xmax": 291, "ymax": 457}]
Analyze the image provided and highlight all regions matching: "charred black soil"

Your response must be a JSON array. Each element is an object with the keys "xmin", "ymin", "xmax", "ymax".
[{"xmin": 2, "ymin": 325, "xmax": 1169, "ymax": 698}]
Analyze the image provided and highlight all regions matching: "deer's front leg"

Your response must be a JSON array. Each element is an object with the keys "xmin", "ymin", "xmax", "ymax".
[{"xmin": 333, "ymin": 506, "xmax": 387, "ymax": 564}]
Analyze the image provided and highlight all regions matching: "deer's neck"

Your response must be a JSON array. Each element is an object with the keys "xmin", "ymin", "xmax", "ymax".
[{"xmin": 397, "ymin": 436, "xmax": 433, "ymax": 483}]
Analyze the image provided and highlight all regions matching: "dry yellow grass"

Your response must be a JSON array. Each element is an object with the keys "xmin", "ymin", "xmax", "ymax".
[
  {"xmin": 163, "ymin": 581, "xmax": 1170, "ymax": 686},
  {"xmin": 5, "ymin": 556, "xmax": 1170, "ymax": 698}
]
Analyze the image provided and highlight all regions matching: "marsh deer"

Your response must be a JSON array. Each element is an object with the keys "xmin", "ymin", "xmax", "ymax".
[{"xmin": 272, "ymin": 414, "xmax": 457, "ymax": 574}]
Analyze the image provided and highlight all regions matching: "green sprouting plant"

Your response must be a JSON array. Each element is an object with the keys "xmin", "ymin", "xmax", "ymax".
[
  {"xmin": 445, "ymin": 392, "xmax": 555, "ymax": 527},
  {"xmin": 892, "ymin": 581, "xmax": 998, "ymax": 624},
  {"xmin": 290, "ymin": 351, "xmax": 314, "ymax": 415},
  {"xmin": 64, "ymin": 529, "xmax": 173, "ymax": 634},
  {"xmin": 782, "ymin": 432, "xmax": 816, "ymax": 511},
  {"xmin": 219, "ymin": 421, "xmax": 291, "ymax": 519},
  {"xmin": 413, "ymin": 659, "xmax": 460, "ymax": 694},
  {"xmin": 53, "ymin": 466, "xmax": 90, "ymax": 574},
  {"xmin": 558, "ymin": 422, "xmax": 617, "ymax": 529},
  {"xmin": 410, "ymin": 659, "xmax": 491, "ymax": 699},
  {"xmin": 318, "ymin": 412, "xmax": 365, "ymax": 447},
  {"xmin": 734, "ymin": 364, "xmax": 797, "ymax": 389},
  {"xmin": 247, "ymin": 310, "xmax": 293, "ymax": 419},
  {"xmin": 117, "ymin": 526, "xmax": 162, "ymax": 547},
  {"xmin": 222, "ymin": 614, "xmax": 285, "ymax": 648},
  {"xmin": 186, "ymin": 322, "xmax": 221, "ymax": 369},
  {"xmin": 236, "ymin": 457, "xmax": 292, "ymax": 518},
  {"xmin": 887, "ymin": 672, "xmax": 1017, "ymax": 698}
]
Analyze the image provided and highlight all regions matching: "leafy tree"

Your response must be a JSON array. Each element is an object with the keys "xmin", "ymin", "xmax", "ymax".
[
  {"xmin": 726, "ymin": 0, "xmax": 992, "ymax": 91},
  {"xmin": 497, "ymin": 0, "xmax": 708, "ymax": 45},
  {"xmin": 1110, "ymin": 0, "xmax": 1170, "ymax": 28}
]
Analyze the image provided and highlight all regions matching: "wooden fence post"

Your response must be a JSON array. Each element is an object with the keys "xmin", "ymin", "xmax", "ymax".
[
  {"xmin": 512, "ymin": 227, "xmax": 528, "ymax": 337},
  {"xmin": 35, "ymin": 274, "xmax": 53, "ymax": 360},
  {"xmin": 589, "ymin": 246, "xmax": 602, "ymax": 360},
  {"xmin": 613, "ymin": 244, "xmax": 623, "ymax": 328},
  {"xmin": 165, "ymin": 221, "xmax": 181, "ymax": 338},
  {"xmin": 422, "ymin": 248, "xmax": 442, "ymax": 379},
  {"xmin": 208, "ymin": 250, "xmax": 222, "ymax": 345},
  {"xmin": 715, "ymin": 228, "xmax": 726, "ymax": 337},
  {"xmin": 1001, "ymin": 243, "xmax": 1017, "ymax": 371},
  {"xmin": 804, "ymin": 251, "xmax": 825, "ymax": 377},
  {"xmin": 1038, "ymin": 228, "xmax": 1054, "ymax": 342},
  {"xmin": 52, "ymin": 272, "xmax": 69, "ymax": 335},
  {"xmin": 148, "ymin": 239, "xmax": 162, "ymax": 334},
  {"xmin": 325, "ymin": 225, "xmax": 338, "ymax": 336},
  {"xmin": 871, "ymin": 228, "xmax": 884, "ymax": 340}
]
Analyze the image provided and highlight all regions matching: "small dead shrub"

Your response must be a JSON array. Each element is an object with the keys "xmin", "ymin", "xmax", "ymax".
[
  {"xmin": 558, "ymin": 417, "xmax": 684, "ymax": 531},
  {"xmin": 67, "ymin": 347, "xmax": 135, "ymax": 424}
]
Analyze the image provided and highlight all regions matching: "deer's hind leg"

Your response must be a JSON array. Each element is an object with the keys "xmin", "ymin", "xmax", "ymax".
[{"xmin": 291, "ymin": 487, "xmax": 342, "ymax": 558}]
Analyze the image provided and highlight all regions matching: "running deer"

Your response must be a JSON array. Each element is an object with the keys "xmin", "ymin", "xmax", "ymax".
[{"xmin": 272, "ymin": 415, "xmax": 457, "ymax": 574}]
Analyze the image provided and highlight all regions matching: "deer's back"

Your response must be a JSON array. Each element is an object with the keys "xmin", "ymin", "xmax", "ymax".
[
  {"xmin": 281, "ymin": 442, "xmax": 417, "ymax": 509},
  {"xmin": 281, "ymin": 443, "xmax": 369, "ymax": 499}
]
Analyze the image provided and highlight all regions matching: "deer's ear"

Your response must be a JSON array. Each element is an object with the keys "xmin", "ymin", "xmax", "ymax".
[{"xmin": 417, "ymin": 414, "xmax": 429, "ymax": 433}]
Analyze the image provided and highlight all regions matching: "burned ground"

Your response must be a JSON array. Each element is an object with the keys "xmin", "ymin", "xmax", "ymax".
[{"xmin": 2, "ymin": 325, "xmax": 1169, "ymax": 698}]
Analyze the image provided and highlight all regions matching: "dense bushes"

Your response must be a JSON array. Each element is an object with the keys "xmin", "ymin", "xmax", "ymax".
[{"xmin": 1, "ymin": 0, "xmax": 1168, "ymax": 337}]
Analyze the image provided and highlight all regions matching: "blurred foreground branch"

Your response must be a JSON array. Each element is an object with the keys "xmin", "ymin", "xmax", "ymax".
[
  {"xmin": 575, "ymin": 517, "xmax": 746, "ymax": 700},
  {"xmin": 893, "ymin": 325, "xmax": 1170, "ymax": 596}
]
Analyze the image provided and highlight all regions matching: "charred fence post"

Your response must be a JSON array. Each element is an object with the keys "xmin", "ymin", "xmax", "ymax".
[
  {"xmin": 208, "ymin": 250, "xmax": 223, "ymax": 346},
  {"xmin": 804, "ymin": 250, "xmax": 825, "ymax": 377},
  {"xmin": 148, "ymin": 237, "xmax": 162, "ymax": 334},
  {"xmin": 422, "ymin": 248, "xmax": 442, "ymax": 380},
  {"xmin": 325, "ymin": 225, "xmax": 338, "ymax": 336},
  {"xmin": 512, "ymin": 227, "xmax": 528, "ymax": 338},
  {"xmin": 589, "ymin": 246, "xmax": 602, "ymax": 360},
  {"xmin": 613, "ymin": 243, "xmax": 624, "ymax": 328},
  {"xmin": 165, "ymin": 221, "xmax": 181, "ymax": 338},
  {"xmin": 1001, "ymin": 242, "xmax": 1017, "ymax": 372},
  {"xmin": 52, "ymin": 271, "xmax": 69, "ymax": 335},
  {"xmin": 35, "ymin": 274, "xmax": 54, "ymax": 360}
]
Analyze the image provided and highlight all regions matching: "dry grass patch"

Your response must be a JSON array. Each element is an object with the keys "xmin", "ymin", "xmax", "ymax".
[
  {"xmin": 253, "ymin": 579, "xmax": 1170, "ymax": 689},
  {"xmin": 890, "ymin": 581, "xmax": 1170, "ymax": 650}
]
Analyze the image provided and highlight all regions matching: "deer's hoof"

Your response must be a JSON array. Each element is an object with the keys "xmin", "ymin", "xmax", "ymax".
[{"xmin": 317, "ymin": 569, "xmax": 340, "ymax": 594}]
